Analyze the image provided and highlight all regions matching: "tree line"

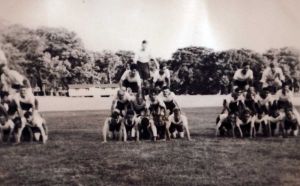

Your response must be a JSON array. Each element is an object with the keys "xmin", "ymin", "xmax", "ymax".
[{"xmin": 0, "ymin": 24, "xmax": 299, "ymax": 95}]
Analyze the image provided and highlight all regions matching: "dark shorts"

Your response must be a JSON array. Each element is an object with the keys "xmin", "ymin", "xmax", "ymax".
[
  {"xmin": 137, "ymin": 61, "xmax": 150, "ymax": 80},
  {"xmin": 20, "ymin": 102, "xmax": 33, "ymax": 111},
  {"xmin": 240, "ymin": 122, "xmax": 251, "ymax": 133},
  {"xmin": 125, "ymin": 124, "xmax": 135, "ymax": 132},
  {"xmin": 11, "ymin": 84, "xmax": 21, "ymax": 90},
  {"xmin": 234, "ymin": 80, "xmax": 251, "ymax": 90},
  {"xmin": 169, "ymin": 123, "xmax": 184, "ymax": 133},
  {"xmin": 165, "ymin": 101, "xmax": 176, "ymax": 114},
  {"xmin": 122, "ymin": 79, "xmax": 139, "ymax": 93},
  {"xmin": 284, "ymin": 120, "xmax": 298, "ymax": 130},
  {"xmin": 155, "ymin": 80, "xmax": 164, "ymax": 89},
  {"xmin": 277, "ymin": 100, "xmax": 293, "ymax": 110},
  {"xmin": 109, "ymin": 120, "xmax": 121, "ymax": 132},
  {"xmin": 221, "ymin": 120, "xmax": 233, "ymax": 131},
  {"xmin": 115, "ymin": 101, "xmax": 129, "ymax": 114}
]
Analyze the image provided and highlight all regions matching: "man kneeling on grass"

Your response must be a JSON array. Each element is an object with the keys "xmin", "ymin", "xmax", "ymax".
[
  {"xmin": 102, "ymin": 111, "xmax": 123, "ymax": 143},
  {"xmin": 282, "ymin": 109, "xmax": 299, "ymax": 137},
  {"xmin": 166, "ymin": 108, "xmax": 191, "ymax": 141}
]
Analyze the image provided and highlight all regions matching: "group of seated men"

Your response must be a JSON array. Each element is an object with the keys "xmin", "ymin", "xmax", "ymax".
[
  {"xmin": 216, "ymin": 61, "xmax": 299, "ymax": 138},
  {"xmin": 102, "ymin": 60, "xmax": 191, "ymax": 142},
  {"xmin": 0, "ymin": 61, "xmax": 48, "ymax": 144}
]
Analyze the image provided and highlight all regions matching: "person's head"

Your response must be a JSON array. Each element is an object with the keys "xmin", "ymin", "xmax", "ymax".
[
  {"xmin": 242, "ymin": 109, "xmax": 251, "ymax": 120},
  {"xmin": 173, "ymin": 107, "xmax": 181, "ymax": 119},
  {"xmin": 248, "ymin": 86, "xmax": 255, "ymax": 94},
  {"xmin": 129, "ymin": 64, "xmax": 138, "ymax": 77},
  {"xmin": 117, "ymin": 89, "xmax": 125, "ymax": 100},
  {"xmin": 285, "ymin": 108, "xmax": 293, "ymax": 119},
  {"xmin": 259, "ymin": 89, "xmax": 267, "ymax": 99},
  {"xmin": 282, "ymin": 83, "xmax": 290, "ymax": 94},
  {"xmin": 126, "ymin": 109, "xmax": 135, "ymax": 120},
  {"xmin": 141, "ymin": 40, "xmax": 148, "ymax": 51},
  {"xmin": 111, "ymin": 110, "xmax": 120, "ymax": 120},
  {"xmin": 242, "ymin": 61, "xmax": 250, "ymax": 74},
  {"xmin": 136, "ymin": 93, "xmax": 144, "ymax": 104},
  {"xmin": 149, "ymin": 90, "xmax": 157, "ymax": 101},
  {"xmin": 20, "ymin": 85, "xmax": 27, "ymax": 97},
  {"xmin": 162, "ymin": 86, "xmax": 170, "ymax": 96},
  {"xmin": 159, "ymin": 63, "xmax": 167, "ymax": 74}
]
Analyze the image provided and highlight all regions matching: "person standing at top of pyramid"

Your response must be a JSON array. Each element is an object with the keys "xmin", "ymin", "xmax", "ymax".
[{"xmin": 134, "ymin": 40, "xmax": 159, "ymax": 83}]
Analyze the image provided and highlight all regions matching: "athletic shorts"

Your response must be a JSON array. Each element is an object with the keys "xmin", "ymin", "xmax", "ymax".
[
  {"xmin": 116, "ymin": 101, "xmax": 129, "ymax": 112},
  {"xmin": 240, "ymin": 122, "xmax": 251, "ymax": 133},
  {"xmin": 122, "ymin": 79, "xmax": 139, "ymax": 93},
  {"xmin": 169, "ymin": 123, "xmax": 184, "ymax": 133},
  {"xmin": 125, "ymin": 124, "xmax": 135, "ymax": 132},
  {"xmin": 221, "ymin": 120, "xmax": 233, "ymax": 130},
  {"xmin": 109, "ymin": 120, "xmax": 121, "ymax": 132},
  {"xmin": 137, "ymin": 61, "xmax": 150, "ymax": 80},
  {"xmin": 155, "ymin": 80, "xmax": 164, "ymax": 89},
  {"xmin": 164, "ymin": 101, "xmax": 176, "ymax": 114},
  {"xmin": 140, "ymin": 117, "xmax": 150, "ymax": 129},
  {"xmin": 284, "ymin": 120, "xmax": 298, "ymax": 130}
]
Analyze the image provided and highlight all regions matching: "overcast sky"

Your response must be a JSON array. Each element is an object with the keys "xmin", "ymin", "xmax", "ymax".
[{"xmin": 0, "ymin": 0, "xmax": 299, "ymax": 58}]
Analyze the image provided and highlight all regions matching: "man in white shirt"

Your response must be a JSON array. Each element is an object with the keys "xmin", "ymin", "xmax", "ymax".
[
  {"xmin": 158, "ymin": 86, "xmax": 179, "ymax": 115},
  {"xmin": 233, "ymin": 62, "xmax": 254, "ymax": 91},
  {"xmin": 119, "ymin": 64, "xmax": 142, "ymax": 93},
  {"xmin": 153, "ymin": 63, "xmax": 171, "ymax": 89},
  {"xmin": 166, "ymin": 108, "xmax": 191, "ymax": 140},
  {"xmin": 134, "ymin": 40, "xmax": 154, "ymax": 81},
  {"xmin": 260, "ymin": 62, "xmax": 285, "ymax": 93}
]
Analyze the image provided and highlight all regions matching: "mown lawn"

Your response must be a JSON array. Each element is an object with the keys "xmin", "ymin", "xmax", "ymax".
[{"xmin": 1, "ymin": 108, "xmax": 300, "ymax": 186}]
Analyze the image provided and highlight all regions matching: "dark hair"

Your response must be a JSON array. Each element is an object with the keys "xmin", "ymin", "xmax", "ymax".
[
  {"xmin": 159, "ymin": 63, "xmax": 166, "ymax": 70},
  {"xmin": 270, "ymin": 63, "xmax": 275, "ymax": 68},
  {"xmin": 242, "ymin": 61, "xmax": 250, "ymax": 67},
  {"xmin": 130, "ymin": 63, "xmax": 138, "ymax": 70},
  {"xmin": 142, "ymin": 40, "xmax": 147, "ymax": 44},
  {"xmin": 111, "ymin": 111, "xmax": 119, "ymax": 119}
]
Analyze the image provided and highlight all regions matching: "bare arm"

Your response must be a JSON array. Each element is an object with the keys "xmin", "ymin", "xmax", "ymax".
[
  {"xmin": 182, "ymin": 116, "xmax": 191, "ymax": 141},
  {"xmin": 102, "ymin": 118, "xmax": 109, "ymax": 142}
]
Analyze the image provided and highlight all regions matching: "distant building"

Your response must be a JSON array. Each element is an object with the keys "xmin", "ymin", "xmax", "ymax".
[{"xmin": 68, "ymin": 84, "xmax": 119, "ymax": 97}]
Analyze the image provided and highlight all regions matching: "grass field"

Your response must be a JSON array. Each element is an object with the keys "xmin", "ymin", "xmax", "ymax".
[{"xmin": 1, "ymin": 107, "xmax": 300, "ymax": 186}]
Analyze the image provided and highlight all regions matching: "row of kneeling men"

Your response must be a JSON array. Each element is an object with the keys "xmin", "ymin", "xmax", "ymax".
[
  {"xmin": 216, "ymin": 85, "xmax": 300, "ymax": 138},
  {"xmin": 102, "ymin": 88, "xmax": 192, "ymax": 142}
]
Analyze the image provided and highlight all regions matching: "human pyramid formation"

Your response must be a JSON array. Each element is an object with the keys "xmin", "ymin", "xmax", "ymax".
[
  {"xmin": 102, "ymin": 40, "xmax": 192, "ymax": 142},
  {"xmin": 216, "ymin": 61, "xmax": 300, "ymax": 138},
  {"xmin": 0, "ymin": 49, "xmax": 48, "ymax": 144}
]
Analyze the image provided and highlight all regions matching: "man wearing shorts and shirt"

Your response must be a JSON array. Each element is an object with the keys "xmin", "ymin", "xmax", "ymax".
[
  {"xmin": 260, "ymin": 62, "xmax": 285, "ymax": 93},
  {"xmin": 233, "ymin": 62, "xmax": 253, "ymax": 91},
  {"xmin": 166, "ymin": 108, "xmax": 191, "ymax": 140},
  {"xmin": 153, "ymin": 63, "xmax": 171, "ymax": 89},
  {"xmin": 119, "ymin": 64, "xmax": 142, "ymax": 93},
  {"xmin": 134, "ymin": 40, "xmax": 156, "ymax": 81}
]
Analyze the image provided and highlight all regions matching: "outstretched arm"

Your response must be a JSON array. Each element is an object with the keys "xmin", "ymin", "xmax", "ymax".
[
  {"xmin": 102, "ymin": 118, "xmax": 109, "ymax": 143},
  {"xmin": 182, "ymin": 116, "xmax": 191, "ymax": 141}
]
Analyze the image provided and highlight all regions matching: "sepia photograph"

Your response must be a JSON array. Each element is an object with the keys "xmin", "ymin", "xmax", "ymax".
[{"xmin": 0, "ymin": 0, "xmax": 300, "ymax": 185}]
